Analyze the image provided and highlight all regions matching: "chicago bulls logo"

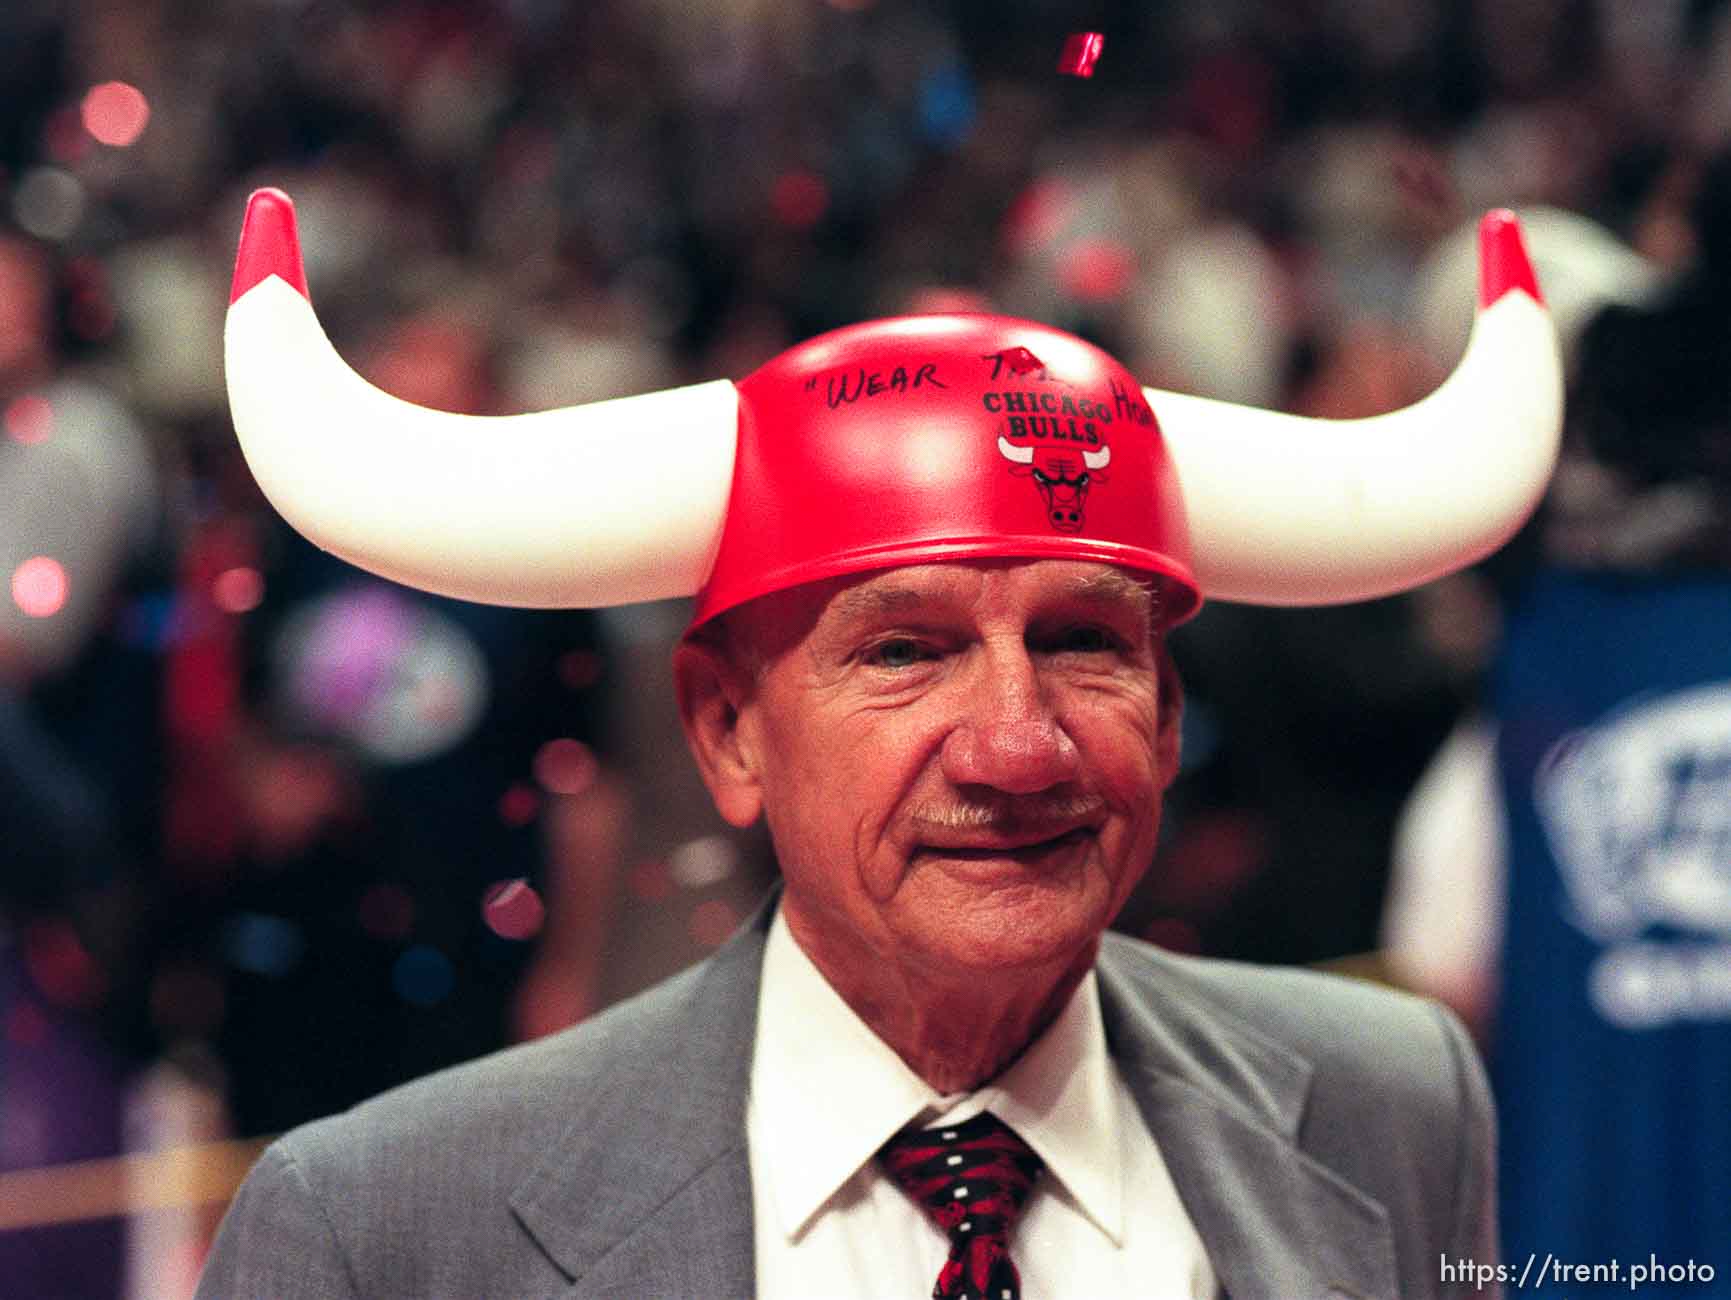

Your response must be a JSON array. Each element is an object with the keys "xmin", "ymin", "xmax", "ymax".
[{"xmin": 997, "ymin": 436, "xmax": 1110, "ymax": 533}]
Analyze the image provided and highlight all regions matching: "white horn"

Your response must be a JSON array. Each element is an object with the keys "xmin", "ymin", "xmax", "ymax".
[
  {"xmin": 1082, "ymin": 445, "xmax": 1110, "ymax": 471},
  {"xmin": 1152, "ymin": 210, "xmax": 1561, "ymax": 606},
  {"xmin": 997, "ymin": 435, "xmax": 1036, "ymax": 464},
  {"xmin": 224, "ymin": 189, "xmax": 738, "ymax": 608}
]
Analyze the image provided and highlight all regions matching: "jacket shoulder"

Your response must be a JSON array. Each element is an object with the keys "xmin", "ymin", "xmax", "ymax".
[
  {"xmin": 1101, "ymin": 931, "xmax": 1470, "ymax": 1091},
  {"xmin": 1099, "ymin": 932, "xmax": 1498, "ymax": 1266},
  {"xmin": 281, "ymin": 955, "xmax": 712, "ymax": 1187},
  {"xmin": 198, "ymin": 959, "xmax": 726, "ymax": 1299}
]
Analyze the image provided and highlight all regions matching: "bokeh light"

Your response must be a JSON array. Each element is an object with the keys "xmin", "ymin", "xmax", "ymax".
[
  {"xmin": 1058, "ymin": 239, "xmax": 1136, "ymax": 303},
  {"xmin": 482, "ymin": 879, "xmax": 546, "ymax": 941},
  {"xmin": 212, "ymin": 565, "xmax": 266, "ymax": 614},
  {"xmin": 393, "ymin": 946, "xmax": 456, "ymax": 1007},
  {"xmin": 917, "ymin": 64, "xmax": 976, "ymax": 145},
  {"xmin": 13, "ymin": 167, "xmax": 84, "ymax": 242},
  {"xmin": 557, "ymin": 649, "xmax": 605, "ymax": 689},
  {"xmin": 222, "ymin": 913, "xmax": 305, "ymax": 978},
  {"xmin": 668, "ymin": 835, "xmax": 739, "ymax": 889},
  {"xmin": 41, "ymin": 106, "xmax": 90, "ymax": 165},
  {"xmin": 498, "ymin": 782, "xmax": 541, "ymax": 826},
  {"xmin": 3, "ymin": 394, "xmax": 53, "ymax": 445},
  {"xmin": 1001, "ymin": 178, "xmax": 1074, "ymax": 256},
  {"xmin": 771, "ymin": 171, "xmax": 829, "ymax": 230},
  {"xmin": 12, "ymin": 556, "xmax": 69, "ymax": 618},
  {"xmin": 81, "ymin": 81, "xmax": 151, "ymax": 147},
  {"xmin": 533, "ymin": 737, "xmax": 597, "ymax": 796},
  {"xmin": 64, "ymin": 257, "xmax": 117, "ymax": 341},
  {"xmin": 23, "ymin": 920, "xmax": 104, "ymax": 1009}
]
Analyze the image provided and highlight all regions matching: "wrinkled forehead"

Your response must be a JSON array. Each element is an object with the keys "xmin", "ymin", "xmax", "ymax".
[{"xmin": 720, "ymin": 557, "xmax": 1163, "ymax": 662}]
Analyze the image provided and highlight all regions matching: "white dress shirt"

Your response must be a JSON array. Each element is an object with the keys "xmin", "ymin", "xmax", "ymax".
[{"xmin": 748, "ymin": 912, "xmax": 1218, "ymax": 1299}]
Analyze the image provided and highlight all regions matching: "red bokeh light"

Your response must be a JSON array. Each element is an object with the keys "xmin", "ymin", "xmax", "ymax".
[
  {"xmin": 482, "ymin": 879, "xmax": 547, "ymax": 941},
  {"xmin": 1001, "ymin": 178, "xmax": 1074, "ymax": 256},
  {"xmin": 771, "ymin": 171, "xmax": 829, "ymax": 230},
  {"xmin": 4, "ymin": 394, "xmax": 54, "ymax": 445},
  {"xmin": 42, "ymin": 106, "xmax": 91, "ymax": 164},
  {"xmin": 533, "ymin": 737, "xmax": 597, "ymax": 796},
  {"xmin": 557, "ymin": 650, "xmax": 605, "ymax": 689},
  {"xmin": 498, "ymin": 783, "xmax": 542, "ymax": 826},
  {"xmin": 81, "ymin": 81, "xmax": 151, "ymax": 148},
  {"xmin": 212, "ymin": 565, "xmax": 265, "ymax": 614},
  {"xmin": 23, "ymin": 920, "xmax": 104, "ymax": 1009},
  {"xmin": 1057, "ymin": 239, "xmax": 1136, "ymax": 303},
  {"xmin": 12, "ymin": 556, "xmax": 69, "ymax": 618}
]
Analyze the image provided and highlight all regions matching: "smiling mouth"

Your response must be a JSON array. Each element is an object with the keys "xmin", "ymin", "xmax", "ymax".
[{"xmin": 917, "ymin": 825, "xmax": 1097, "ymax": 862}]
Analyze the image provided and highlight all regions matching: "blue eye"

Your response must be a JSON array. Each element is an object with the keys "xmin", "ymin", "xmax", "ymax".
[{"xmin": 863, "ymin": 638, "xmax": 931, "ymax": 669}]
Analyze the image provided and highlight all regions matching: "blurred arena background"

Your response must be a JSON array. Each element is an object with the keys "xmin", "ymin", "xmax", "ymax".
[{"xmin": 3, "ymin": 0, "xmax": 1729, "ymax": 1295}]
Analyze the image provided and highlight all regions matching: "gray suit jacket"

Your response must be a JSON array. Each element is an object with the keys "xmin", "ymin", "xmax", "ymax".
[{"xmin": 196, "ymin": 897, "xmax": 1497, "ymax": 1299}]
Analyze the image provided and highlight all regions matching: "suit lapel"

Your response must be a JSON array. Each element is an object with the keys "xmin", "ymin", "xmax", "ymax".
[
  {"xmin": 1098, "ymin": 942, "xmax": 1399, "ymax": 1300},
  {"xmin": 505, "ymin": 899, "xmax": 1398, "ymax": 1299},
  {"xmin": 508, "ymin": 900, "xmax": 772, "ymax": 1299}
]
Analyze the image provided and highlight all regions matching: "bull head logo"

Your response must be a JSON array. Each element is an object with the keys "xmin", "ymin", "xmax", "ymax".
[{"xmin": 998, "ymin": 436, "xmax": 1110, "ymax": 534}]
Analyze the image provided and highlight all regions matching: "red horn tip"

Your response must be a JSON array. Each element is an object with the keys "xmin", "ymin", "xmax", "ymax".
[
  {"xmin": 1478, "ymin": 209, "xmax": 1544, "ymax": 308},
  {"xmin": 231, "ymin": 187, "xmax": 310, "ymax": 305}
]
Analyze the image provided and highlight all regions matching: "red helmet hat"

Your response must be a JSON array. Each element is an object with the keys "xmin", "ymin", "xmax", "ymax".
[{"xmin": 225, "ymin": 189, "xmax": 1559, "ymax": 627}]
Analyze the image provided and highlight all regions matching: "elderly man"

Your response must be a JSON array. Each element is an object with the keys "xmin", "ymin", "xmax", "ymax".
[{"xmin": 197, "ymin": 191, "xmax": 1558, "ymax": 1299}]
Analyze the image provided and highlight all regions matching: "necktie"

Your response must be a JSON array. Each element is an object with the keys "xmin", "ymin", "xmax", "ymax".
[{"xmin": 879, "ymin": 1111, "xmax": 1044, "ymax": 1300}]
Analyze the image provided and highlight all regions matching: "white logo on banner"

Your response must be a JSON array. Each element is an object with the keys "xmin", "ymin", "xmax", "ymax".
[{"xmin": 1535, "ymin": 682, "xmax": 1731, "ymax": 1029}]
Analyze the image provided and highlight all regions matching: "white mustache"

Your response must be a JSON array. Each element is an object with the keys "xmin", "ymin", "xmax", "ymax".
[{"xmin": 906, "ymin": 795, "xmax": 1106, "ymax": 838}]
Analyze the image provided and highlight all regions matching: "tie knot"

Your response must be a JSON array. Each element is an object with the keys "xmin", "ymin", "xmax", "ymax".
[{"xmin": 878, "ymin": 1111, "xmax": 1043, "ymax": 1240}]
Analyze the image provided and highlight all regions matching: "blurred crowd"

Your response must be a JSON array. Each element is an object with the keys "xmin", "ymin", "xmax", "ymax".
[{"xmin": 4, "ymin": 0, "xmax": 1731, "ymax": 1295}]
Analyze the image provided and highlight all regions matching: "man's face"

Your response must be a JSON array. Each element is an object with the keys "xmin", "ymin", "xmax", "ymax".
[{"xmin": 688, "ymin": 558, "xmax": 1182, "ymax": 983}]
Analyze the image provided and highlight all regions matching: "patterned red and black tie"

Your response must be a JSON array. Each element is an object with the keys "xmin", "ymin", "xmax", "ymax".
[{"xmin": 879, "ymin": 1111, "xmax": 1044, "ymax": 1300}]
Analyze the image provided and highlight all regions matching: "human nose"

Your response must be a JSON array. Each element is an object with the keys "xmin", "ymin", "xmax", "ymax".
[{"xmin": 939, "ymin": 646, "xmax": 1081, "ymax": 794}]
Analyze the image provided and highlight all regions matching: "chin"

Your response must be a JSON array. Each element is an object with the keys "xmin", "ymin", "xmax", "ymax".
[{"xmin": 905, "ymin": 892, "xmax": 1107, "ymax": 974}]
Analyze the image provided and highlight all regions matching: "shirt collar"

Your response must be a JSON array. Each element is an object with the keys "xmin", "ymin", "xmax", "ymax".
[{"xmin": 749, "ymin": 910, "xmax": 1125, "ymax": 1245}]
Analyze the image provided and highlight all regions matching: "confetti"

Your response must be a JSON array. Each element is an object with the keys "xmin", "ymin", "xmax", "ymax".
[{"xmin": 1057, "ymin": 31, "xmax": 1104, "ymax": 78}]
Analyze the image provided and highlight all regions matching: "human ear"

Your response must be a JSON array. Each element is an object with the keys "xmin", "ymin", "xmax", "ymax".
[{"xmin": 673, "ymin": 635, "xmax": 764, "ymax": 828}]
